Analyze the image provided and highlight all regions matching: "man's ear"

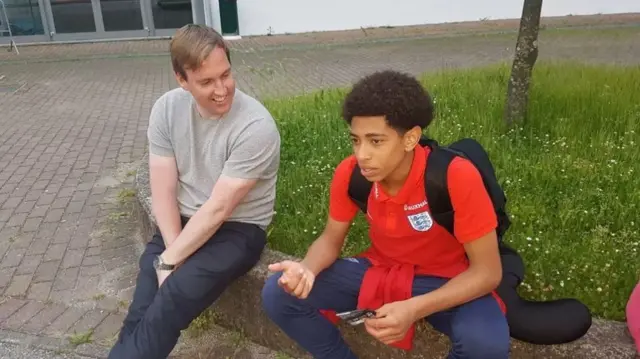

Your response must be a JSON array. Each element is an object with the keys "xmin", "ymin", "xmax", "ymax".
[
  {"xmin": 404, "ymin": 126, "xmax": 422, "ymax": 151},
  {"xmin": 174, "ymin": 72, "xmax": 188, "ymax": 90}
]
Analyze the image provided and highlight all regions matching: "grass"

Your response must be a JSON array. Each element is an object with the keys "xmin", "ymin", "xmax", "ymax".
[
  {"xmin": 67, "ymin": 329, "xmax": 94, "ymax": 347},
  {"xmin": 262, "ymin": 61, "xmax": 640, "ymax": 321}
]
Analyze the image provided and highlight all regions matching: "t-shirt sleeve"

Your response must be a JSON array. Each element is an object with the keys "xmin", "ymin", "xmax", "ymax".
[
  {"xmin": 147, "ymin": 96, "xmax": 174, "ymax": 157},
  {"xmin": 328, "ymin": 157, "xmax": 359, "ymax": 223},
  {"xmin": 222, "ymin": 118, "xmax": 281, "ymax": 179},
  {"xmin": 447, "ymin": 157, "xmax": 498, "ymax": 243}
]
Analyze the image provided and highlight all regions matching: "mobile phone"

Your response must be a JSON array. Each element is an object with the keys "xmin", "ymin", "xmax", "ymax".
[{"xmin": 335, "ymin": 309, "xmax": 377, "ymax": 326}]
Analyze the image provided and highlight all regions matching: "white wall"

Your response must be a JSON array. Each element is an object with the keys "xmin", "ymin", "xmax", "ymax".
[{"xmin": 231, "ymin": 0, "xmax": 640, "ymax": 37}]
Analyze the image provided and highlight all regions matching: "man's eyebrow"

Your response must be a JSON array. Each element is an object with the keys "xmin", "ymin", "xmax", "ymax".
[{"xmin": 349, "ymin": 132, "xmax": 387, "ymax": 138}]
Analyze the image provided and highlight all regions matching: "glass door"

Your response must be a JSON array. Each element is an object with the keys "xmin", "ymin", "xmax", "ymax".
[
  {"xmin": 149, "ymin": 0, "xmax": 192, "ymax": 37},
  {"xmin": 0, "ymin": 0, "xmax": 49, "ymax": 44},
  {"xmin": 99, "ymin": 0, "xmax": 150, "ymax": 37},
  {"xmin": 45, "ymin": 0, "xmax": 149, "ymax": 41},
  {"xmin": 48, "ymin": 0, "xmax": 99, "ymax": 38}
]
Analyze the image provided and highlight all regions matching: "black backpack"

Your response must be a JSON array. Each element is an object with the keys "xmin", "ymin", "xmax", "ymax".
[
  {"xmin": 346, "ymin": 135, "xmax": 594, "ymax": 346},
  {"xmin": 347, "ymin": 135, "xmax": 511, "ymax": 241}
]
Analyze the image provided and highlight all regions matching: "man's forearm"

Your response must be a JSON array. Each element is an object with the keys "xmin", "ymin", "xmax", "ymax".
[
  {"xmin": 152, "ymin": 192, "xmax": 182, "ymax": 247},
  {"xmin": 301, "ymin": 236, "xmax": 342, "ymax": 276},
  {"xmin": 408, "ymin": 267, "xmax": 501, "ymax": 320},
  {"xmin": 159, "ymin": 200, "xmax": 226, "ymax": 265}
]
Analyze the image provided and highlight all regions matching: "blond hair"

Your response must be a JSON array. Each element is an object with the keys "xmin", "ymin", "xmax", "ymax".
[{"xmin": 170, "ymin": 24, "xmax": 230, "ymax": 80}]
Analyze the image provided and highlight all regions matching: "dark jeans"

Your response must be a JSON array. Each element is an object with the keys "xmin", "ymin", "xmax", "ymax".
[
  {"xmin": 261, "ymin": 257, "xmax": 510, "ymax": 359},
  {"xmin": 108, "ymin": 217, "xmax": 266, "ymax": 359}
]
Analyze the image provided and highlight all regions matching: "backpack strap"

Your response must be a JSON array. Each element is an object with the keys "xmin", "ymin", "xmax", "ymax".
[
  {"xmin": 424, "ymin": 145, "xmax": 463, "ymax": 236},
  {"xmin": 347, "ymin": 162, "xmax": 372, "ymax": 213}
]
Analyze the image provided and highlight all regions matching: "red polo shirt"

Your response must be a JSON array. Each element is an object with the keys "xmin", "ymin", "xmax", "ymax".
[{"xmin": 329, "ymin": 144, "xmax": 498, "ymax": 277}]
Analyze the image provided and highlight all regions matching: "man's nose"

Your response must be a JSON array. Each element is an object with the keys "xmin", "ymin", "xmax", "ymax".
[{"xmin": 354, "ymin": 144, "xmax": 372, "ymax": 162}]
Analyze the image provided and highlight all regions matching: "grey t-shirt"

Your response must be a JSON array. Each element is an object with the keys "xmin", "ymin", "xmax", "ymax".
[{"xmin": 147, "ymin": 87, "xmax": 280, "ymax": 230}]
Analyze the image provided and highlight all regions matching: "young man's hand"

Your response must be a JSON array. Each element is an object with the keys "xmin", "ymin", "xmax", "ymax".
[
  {"xmin": 268, "ymin": 260, "xmax": 315, "ymax": 299},
  {"xmin": 364, "ymin": 299, "xmax": 418, "ymax": 345}
]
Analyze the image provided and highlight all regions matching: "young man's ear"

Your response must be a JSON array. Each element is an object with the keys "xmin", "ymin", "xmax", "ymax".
[{"xmin": 403, "ymin": 126, "xmax": 423, "ymax": 152}]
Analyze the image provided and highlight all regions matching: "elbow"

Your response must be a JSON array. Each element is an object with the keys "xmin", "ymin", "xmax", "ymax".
[
  {"xmin": 205, "ymin": 202, "xmax": 230, "ymax": 221},
  {"xmin": 472, "ymin": 264, "xmax": 502, "ymax": 291},
  {"xmin": 486, "ymin": 268, "xmax": 503, "ymax": 291},
  {"xmin": 203, "ymin": 199, "xmax": 234, "ymax": 222}
]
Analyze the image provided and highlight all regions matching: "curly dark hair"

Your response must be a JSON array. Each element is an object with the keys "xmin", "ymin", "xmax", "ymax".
[{"xmin": 342, "ymin": 70, "xmax": 434, "ymax": 133}]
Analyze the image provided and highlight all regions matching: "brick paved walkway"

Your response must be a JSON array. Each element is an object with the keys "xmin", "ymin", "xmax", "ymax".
[{"xmin": 0, "ymin": 16, "xmax": 639, "ymax": 358}]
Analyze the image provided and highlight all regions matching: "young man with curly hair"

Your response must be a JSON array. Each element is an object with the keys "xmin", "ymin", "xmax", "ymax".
[{"xmin": 261, "ymin": 70, "xmax": 509, "ymax": 359}]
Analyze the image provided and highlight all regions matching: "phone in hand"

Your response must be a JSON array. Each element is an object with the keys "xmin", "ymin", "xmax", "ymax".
[{"xmin": 336, "ymin": 309, "xmax": 377, "ymax": 326}]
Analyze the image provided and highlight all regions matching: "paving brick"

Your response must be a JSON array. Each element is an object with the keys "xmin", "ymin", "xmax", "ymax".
[
  {"xmin": 61, "ymin": 249, "xmax": 84, "ymax": 269},
  {"xmin": 81, "ymin": 256, "xmax": 101, "ymax": 267},
  {"xmin": 0, "ymin": 209, "xmax": 12, "ymax": 222},
  {"xmin": 1, "ymin": 247, "xmax": 26, "ymax": 268},
  {"xmin": 53, "ymin": 225, "xmax": 75, "ymax": 244},
  {"xmin": 15, "ymin": 255, "xmax": 43, "ymax": 275},
  {"xmin": 71, "ymin": 191, "xmax": 90, "ymax": 202},
  {"xmin": 52, "ymin": 267, "xmax": 79, "ymax": 291},
  {"xmin": 6, "ymin": 213, "xmax": 28, "ymax": 227},
  {"xmin": 34, "ymin": 223, "xmax": 58, "ymax": 240},
  {"xmin": 26, "ymin": 281, "xmax": 52, "ymax": 300},
  {"xmin": 50, "ymin": 197, "xmax": 71, "ymax": 210},
  {"xmin": 14, "ymin": 201, "xmax": 36, "ymax": 214},
  {"xmin": 0, "ymin": 267, "xmax": 16, "ymax": 288},
  {"xmin": 58, "ymin": 187, "xmax": 76, "ymax": 198},
  {"xmin": 92, "ymin": 312, "xmax": 124, "ymax": 341},
  {"xmin": 86, "ymin": 247, "xmax": 100, "ymax": 257},
  {"xmin": 22, "ymin": 217, "xmax": 43, "ymax": 232},
  {"xmin": 43, "ymin": 306, "xmax": 87, "ymax": 336},
  {"xmin": 43, "ymin": 243, "xmax": 67, "ymax": 262},
  {"xmin": 68, "ymin": 235, "xmax": 91, "ymax": 250},
  {"xmin": 27, "ymin": 239, "xmax": 50, "ymax": 256},
  {"xmin": 31, "ymin": 180, "xmax": 50, "ymax": 191},
  {"xmin": 4, "ymin": 274, "xmax": 33, "ymax": 296},
  {"xmin": 79, "ymin": 205, "xmax": 100, "ymax": 219},
  {"xmin": 65, "ymin": 201, "xmax": 85, "ymax": 214},
  {"xmin": 44, "ymin": 208, "xmax": 65, "ymax": 223},
  {"xmin": 0, "ymin": 193, "xmax": 8, "ymax": 206},
  {"xmin": 21, "ymin": 302, "xmax": 66, "ymax": 334},
  {"xmin": 36, "ymin": 193, "xmax": 56, "ymax": 206},
  {"xmin": 33, "ymin": 261, "xmax": 60, "ymax": 283},
  {"xmin": 0, "ymin": 298, "xmax": 27, "ymax": 321},
  {"xmin": 1, "ymin": 197, "xmax": 21, "ymax": 210},
  {"xmin": 28, "ymin": 205, "xmax": 49, "ymax": 218},
  {"xmin": 24, "ymin": 189, "xmax": 44, "ymax": 202},
  {"xmin": 81, "ymin": 265, "xmax": 104, "ymax": 277},
  {"xmin": 67, "ymin": 309, "xmax": 109, "ymax": 335},
  {"xmin": 2, "ymin": 300, "xmax": 46, "ymax": 330}
]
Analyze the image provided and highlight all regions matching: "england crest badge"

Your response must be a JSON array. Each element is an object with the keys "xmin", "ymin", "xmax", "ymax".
[{"xmin": 407, "ymin": 211, "xmax": 433, "ymax": 232}]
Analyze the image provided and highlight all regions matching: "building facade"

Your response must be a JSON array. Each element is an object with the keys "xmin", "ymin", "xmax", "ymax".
[{"xmin": 1, "ymin": 0, "xmax": 638, "ymax": 45}]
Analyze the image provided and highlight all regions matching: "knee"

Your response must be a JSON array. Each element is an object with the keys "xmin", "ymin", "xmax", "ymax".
[
  {"xmin": 261, "ymin": 273, "xmax": 293, "ymax": 320},
  {"xmin": 452, "ymin": 325, "xmax": 510, "ymax": 359}
]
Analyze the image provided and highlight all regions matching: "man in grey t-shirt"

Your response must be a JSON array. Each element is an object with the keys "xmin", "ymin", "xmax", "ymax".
[{"xmin": 109, "ymin": 24, "xmax": 280, "ymax": 359}]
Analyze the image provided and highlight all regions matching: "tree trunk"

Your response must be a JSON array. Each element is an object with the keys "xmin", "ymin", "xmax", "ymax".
[{"xmin": 504, "ymin": 0, "xmax": 543, "ymax": 127}]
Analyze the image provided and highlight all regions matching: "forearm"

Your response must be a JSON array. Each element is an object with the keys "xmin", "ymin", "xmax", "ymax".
[
  {"xmin": 301, "ymin": 236, "xmax": 342, "ymax": 276},
  {"xmin": 151, "ymin": 192, "xmax": 182, "ymax": 247},
  {"xmin": 409, "ymin": 267, "xmax": 501, "ymax": 319},
  {"xmin": 160, "ymin": 200, "xmax": 226, "ymax": 265}
]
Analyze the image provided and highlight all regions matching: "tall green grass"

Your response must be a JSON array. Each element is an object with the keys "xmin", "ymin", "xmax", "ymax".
[{"xmin": 262, "ymin": 61, "xmax": 640, "ymax": 321}]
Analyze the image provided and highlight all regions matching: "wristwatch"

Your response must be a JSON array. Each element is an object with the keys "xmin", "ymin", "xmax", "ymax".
[{"xmin": 153, "ymin": 255, "xmax": 176, "ymax": 271}]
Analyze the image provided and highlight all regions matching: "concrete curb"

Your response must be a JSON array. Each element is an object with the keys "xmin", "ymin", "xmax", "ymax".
[{"xmin": 134, "ymin": 154, "xmax": 638, "ymax": 359}]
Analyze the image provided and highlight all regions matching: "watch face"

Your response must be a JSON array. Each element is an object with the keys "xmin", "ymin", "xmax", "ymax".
[{"xmin": 153, "ymin": 256, "xmax": 160, "ymax": 269}]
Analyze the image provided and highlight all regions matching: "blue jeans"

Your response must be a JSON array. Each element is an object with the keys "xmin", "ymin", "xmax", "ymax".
[{"xmin": 261, "ymin": 257, "xmax": 510, "ymax": 359}]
